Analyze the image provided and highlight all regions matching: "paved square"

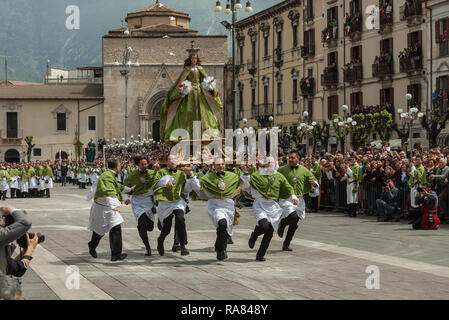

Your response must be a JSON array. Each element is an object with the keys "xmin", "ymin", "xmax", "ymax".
[{"xmin": 6, "ymin": 185, "xmax": 449, "ymax": 300}]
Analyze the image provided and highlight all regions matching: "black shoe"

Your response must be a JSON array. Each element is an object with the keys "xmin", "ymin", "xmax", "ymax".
[
  {"xmin": 256, "ymin": 255, "xmax": 266, "ymax": 262},
  {"xmin": 88, "ymin": 242, "xmax": 97, "ymax": 258},
  {"xmin": 145, "ymin": 248, "xmax": 152, "ymax": 256},
  {"xmin": 157, "ymin": 237, "xmax": 165, "ymax": 256},
  {"xmin": 227, "ymin": 237, "xmax": 234, "ymax": 244},
  {"xmin": 217, "ymin": 250, "xmax": 226, "ymax": 261},
  {"xmin": 111, "ymin": 253, "xmax": 127, "ymax": 261},
  {"xmin": 248, "ymin": 232, "xmax": 257, "ymax": 249},
  {"xmin": 172, "ymin": 244, "xmax": 181, "ymax": 252},
  {"xmin": 282, "ymin": 244, "xmax": 293, "ymax": 251},
  {"xmin": 181, "ymin": 247, "xmax": 190, "ymax": 256}
]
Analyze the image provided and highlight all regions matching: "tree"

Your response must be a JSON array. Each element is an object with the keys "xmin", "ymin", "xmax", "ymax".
[
  {"xmin": 24, "ymin": 136, "xmax": 35, "ymax": 162},
  {"xmin": 331, "ymin": 115, "xmax": 347, "ymax": 153},
  {"xmin": 349, "ymin": 113, "xmax": 374, "ymax": 149},
  {"xmin": 421, "ymin": 106, "xmax": 449, "ymax": 148},
  {"xmin": 312, "ymin": 120, "xmax": 330, "ymax": 152},
  {"xmin": 373, "ymin": 110, "xmax": 393, "ymax": 142}
]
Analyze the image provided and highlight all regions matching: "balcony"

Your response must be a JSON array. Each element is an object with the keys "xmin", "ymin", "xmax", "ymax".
[
  {"xmin": 321, "ymin": 70, "xmax": 339, "ymax": 88},
  {"xmin": 347, "ymin": 20, "xmax": 363, "ymax": 42},
  {"xmin": 344, "ymin": 65, "xmax": 363, "ymax": 84},
  {"xmin": 300, "ymin": 77, "xmax": 315, "ymax": 96},
  {"xmin": 372, "ymin": 61, "xmax": 393, "ymax": 79},
  {"xmin": 379, "ymin": 11, "xmax": 393, "ymax": 34},
  {"xmin": 400, "ymin": 0, "xmax": 422, "ymax": 27},
  {"xmin": 274, "ymin": 48, "xmax": 283, "ymax": 68},
  {"xmin": 439, "ymin": 41, "xmax": 449, "ymax": 57},
  {"xmin": 301, "ymin": 45, "xmax": 315, "ymax": 58},
  {"xmin": 322, "ymin": 27, "xmax": 338, "ymax": 48},
  {"xmin": 256, "ymin": 104, "xmax": 274, "ymax": 127},
  {"xmin": 0, "ymin": 129, "xmax": 23, "ymax": 142},
  {"xmin": 399, "ymin": 55, "xmax": 423, "ymax": 74},
  {"xmin": 433, "ymin": 98, "xmax": 449, "ymax": 115},
  {"xmin": 247, "ymin": 59, "xmax": 257, "ymax": 76}
]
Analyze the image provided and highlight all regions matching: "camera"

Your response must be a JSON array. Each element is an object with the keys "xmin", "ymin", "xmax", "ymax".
[
  {"xmin": 16, "ymin": 232, "xmax": 45, "ymax": 251},
  {"xmin": 4, "ymin": 215, "xmax": 45, "ymax": 251}
]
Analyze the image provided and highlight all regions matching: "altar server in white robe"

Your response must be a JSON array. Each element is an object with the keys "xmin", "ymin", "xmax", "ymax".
[
  {"xmin": 240, "ymin": 156, "xmax": 298, "ymax": 261},
  {"xmin": 87, "ymin": 158, "xmax": 135, "ymax": 262}
]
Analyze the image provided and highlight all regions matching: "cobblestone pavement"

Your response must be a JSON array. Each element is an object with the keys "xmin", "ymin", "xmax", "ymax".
[{"xmin": 5, "ymin": 185, "xmax": 449, "ymax": 300}]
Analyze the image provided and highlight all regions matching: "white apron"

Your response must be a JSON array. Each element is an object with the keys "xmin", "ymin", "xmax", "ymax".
[
  {"xmin": 206, "ymin": 198, "xmax": 235, "ymax": 236},
  {"xmin": 0, "ymin": 178, "xmax": 9, "ymax": 192},
  {"xmin": 19, "ymin": 181, "xmax": 29, "ymax": 193},
  {"xmin": 280, "ymin": 195, "xmax": 306, "ymax": 220},
  {"xmin": 130, "ymin": 191, "xmax": 155, "ymax": 222},
  {"xmin": 78, "ymin": 173, "xmax": 87, "ymax": 183},
  {"xmin": 9, "ymin": 177, "xmax": 19, "ymax": 189},
  {"xmin": 44, "ymin": 176, "xmax": 53, "ymax": 189},
  {"xmin": 28, "ymin": 177, "xmax": 37, "ymax": 189},
  {"xmin": 38, "ymin": 178, "xmax": 46, "ymax": 191},
  {"xmin": 345, "ymin": 167, "xmax": 358, "ymax": 204},
  {"xmin": 88, "ymin": 196, "xmax": 124, "ymax": 236}
]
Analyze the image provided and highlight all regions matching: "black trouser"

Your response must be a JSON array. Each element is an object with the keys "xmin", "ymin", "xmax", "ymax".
[
  {"xmin": 215, "ymin": 219, "xmax": 229, "ymax": 252},
  {"xmin": 311, "ymin": 196, "xmax": 319, "ymax": 211},
  {"xmin": 45, "ymin": 189, "xmax": 50, "ymax": 197},
  {"xmin": 280, "ymin": 213, "xmax": 300, "ymax": 247},
  {"xmin": 10, "ymin": 188, "xmax": 16, "ymax": 198},
  {"xmin": 16, "ymin": 189, "xmax": 22, "ymax": 198},
  {"xmin": 1, "ymin": 191, "xmax": 6, "ymax": 200},
  {"xmin": 90, "ymin": 224, "xmax": 123, "ymax": 257},
  {"xmin": 252, "ymin": 218, "xmax": 274, "ymax": 257},
  {"xmin": 412, "ymin": 213, "xmax": 423, "ymax": 230},
  {"xmin": 159, "ymin": 209, "xmax": 187, "ymax": 246},
  {"xmin": 137, "ymin": 213, "xmax": 154, "ymax": 250}
]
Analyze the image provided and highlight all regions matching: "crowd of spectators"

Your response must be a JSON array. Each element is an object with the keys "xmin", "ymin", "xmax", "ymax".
[
  {"xmin": 379, "ymin": 0, "xmax": 393, "ymax": 25},
  {"xmin": 403, "ymin": 0, "xmax": 422, "ymax": 19},
  {"xmin": 344, "ymin": 11, "xmax": 362, "ymax": 36},
  {"xmin": 322, "ymin": 19, "xmax": 338, "ymax": 42}
]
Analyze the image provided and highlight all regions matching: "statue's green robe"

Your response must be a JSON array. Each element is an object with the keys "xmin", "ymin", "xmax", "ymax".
[{"xmin": 160, "ymin": 65, "xmax": 223, "ymax": 143}]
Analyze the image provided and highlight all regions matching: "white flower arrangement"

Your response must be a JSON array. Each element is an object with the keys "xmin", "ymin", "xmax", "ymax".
[
  {"xmin": 178, "ymin": 80, "xmax": 192, "ymax": 96},
  {"xmin": 201, "ymin": 76, "xmax": 216, "ymax": 92}
]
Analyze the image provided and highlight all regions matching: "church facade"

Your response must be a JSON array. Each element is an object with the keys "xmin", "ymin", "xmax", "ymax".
[{"xmin": 102, "ymin": 1, "xmax": 229, "ymax": 142}]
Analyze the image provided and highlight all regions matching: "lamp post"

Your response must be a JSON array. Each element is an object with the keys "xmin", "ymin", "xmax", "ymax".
[
  {"xmin": 333, "ymin": 105, "xmax": 357, "ymax": 153},
  {"xmin": 398, "ymin": 93, "xmax": 423, "ymax": 154},
  {"xmin": 215, "ymin": 0, "xmax": 253, "ymax": 131},
  {"xmin": 297, "ymin": 111, "xmax": 315, "ymax": 156},
  {"xmin": 113, "ymin": 25, "xmax": 140, "ymax": 144}
]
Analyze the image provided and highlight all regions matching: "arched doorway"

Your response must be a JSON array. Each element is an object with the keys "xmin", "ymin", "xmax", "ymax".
[
  {"xmin": 150, "ymin": 98, "xmax": 164, "ymax": 142},
  {"xmin": 4, "ymin": 149, "xmax": 20, "ymax": 163},
  {"xmin": 55, "ymin": 151, "xmax": 68, "ymax": 160}
]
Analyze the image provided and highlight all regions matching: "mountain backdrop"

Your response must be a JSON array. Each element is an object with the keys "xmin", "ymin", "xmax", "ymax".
[{"xmin": 0, "ymin": 0, "xmax": 276, "ymax": 83}]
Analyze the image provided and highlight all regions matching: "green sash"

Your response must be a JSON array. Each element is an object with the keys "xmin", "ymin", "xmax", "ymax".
[
  {"xmin": 94, "ymin": 170, "xmax": 125, "ymax": 202},
  {"xmin": 277, "ymin": 165, "xmax": 317, "ymax": 196},
  {"xmin": 200, "ymin": 171, "xmax": 241, "ymax": 199},
  {"xmin": 249, "ymin": 170, "xmax": 294, "ymax": 200}
]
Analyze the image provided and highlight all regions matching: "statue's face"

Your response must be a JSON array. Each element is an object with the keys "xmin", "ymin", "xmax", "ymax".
[{"xmin": 191, "ymin": 55, "xmax": 198, "ymax": 65}]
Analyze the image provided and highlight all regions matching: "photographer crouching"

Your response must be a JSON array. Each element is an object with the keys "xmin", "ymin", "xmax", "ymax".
[
  {"xmin": 376, "ymin": 179, "xmax": 401, "ymax": 222},
  {"xmin": 411, "ymin": 184, "xmax": 441, "ymax": 230},
  {"xmin": 1, "ymin": 206, "xmax": 44, "ymax": 278}
]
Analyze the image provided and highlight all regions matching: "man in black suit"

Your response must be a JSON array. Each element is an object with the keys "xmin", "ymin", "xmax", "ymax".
[{"xmin": 0, "ymin": 206, "xmax": 32, "ymax": 275}]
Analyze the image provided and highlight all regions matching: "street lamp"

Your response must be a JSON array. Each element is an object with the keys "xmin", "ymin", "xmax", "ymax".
[
  {"xmin": 398, "ymin": 93, "xmax": 423, "ymax": 153},
  {"xmin": 215, "ymin": 0, "xmax": 252, "ymax": 132},
  {"xmin": 333, "ymin": 105, "xmax": 357, "ymax": 153},
  {"xmin": 113, "ymin": 25, "xmax": 140, "ymax": 144}
]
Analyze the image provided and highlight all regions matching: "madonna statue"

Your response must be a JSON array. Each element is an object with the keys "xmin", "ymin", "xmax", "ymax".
[{"xmin": 160, "ymin": 44, "xmax": 223, "ymax": 143}]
